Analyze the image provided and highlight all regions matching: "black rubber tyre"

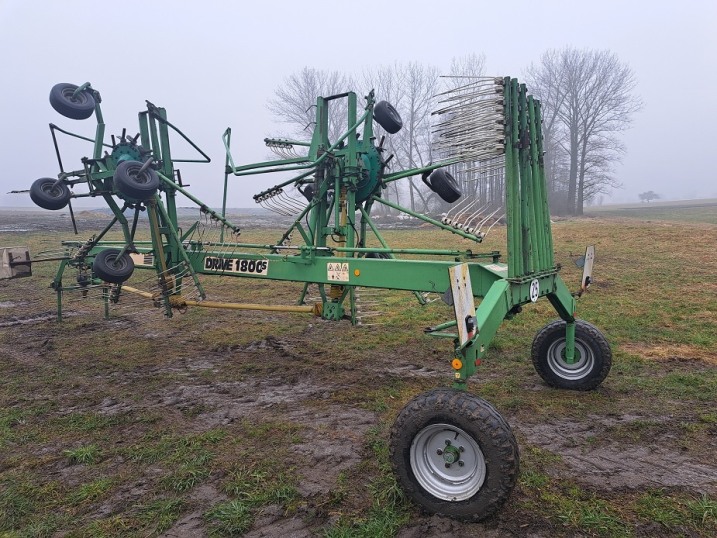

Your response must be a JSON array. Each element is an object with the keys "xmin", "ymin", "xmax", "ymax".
[
  {"xmin": 29, "ymin": 177, "xmax": 71, "ymax": 210},
  {"xmin": 373, "ymin": 101, "xmax": 403, "ymax": 134},
  {"xmin": 113, "ymin": 160, "xmax": 160, "ymax": 201},
  {"xmin": 365, "ymin": 252, "xmax": 390, "ymax": 259},
  {"xmin": 389, "ymin": 389, "xmax": 519, "ymax": 522},
  {"xmin": 531, "ymin": 319, "xmax": 612, "ymax": 391},
  {"xmin": 49, "ymin": 83, "xmax": 96, "ymax": 120},
  {"xmin": 300, "ymin": 184, "xmax": 314, "ymax": 202},
  {"xmin": 426, "ymin": 169, "xmax": 462, "ymax": 203},
  {"xmin": 92, "ymin": 249, "xmax": 135, "ymax": 284}
]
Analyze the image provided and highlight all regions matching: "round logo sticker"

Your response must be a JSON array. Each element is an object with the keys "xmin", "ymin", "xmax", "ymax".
[{"xmin": 529, "ymin": 279, "xmax": 540, "ymax": 303}]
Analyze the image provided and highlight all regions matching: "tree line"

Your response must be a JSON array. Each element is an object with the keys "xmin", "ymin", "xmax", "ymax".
[{"xmin": 268, "ymin": 48, "xmax": 641, "ymax": 216}]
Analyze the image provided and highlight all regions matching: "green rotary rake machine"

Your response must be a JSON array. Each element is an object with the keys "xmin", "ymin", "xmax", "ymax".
[{"xmin": 8, "ymin": 76, "xmax": 610, "ymax": 521}]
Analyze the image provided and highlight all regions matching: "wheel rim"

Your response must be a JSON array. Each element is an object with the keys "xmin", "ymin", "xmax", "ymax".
[
  {"xmin": 61, "ymin": 87, "xmax": 89, "ymax": 105},
  {"xmin": 409, "ymin": 423, "xmax": 486, "ymax": 501},
  {"xmin": 126, "ymin": 165, "xmax": 152, "ymax": 186},
  {"xmin": 106, "ymin": 253, "xmax": 128, "ymax": 271},
  {"xmin": 40, "ymin": 182, "xmax": 64, "ymax": 199},
  {"xmin": 546, "ymin": 338, "xmax": 594, "ymax": 380}
]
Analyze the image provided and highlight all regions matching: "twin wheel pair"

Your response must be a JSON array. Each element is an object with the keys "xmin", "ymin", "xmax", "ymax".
[
  {"xmin": 390, "ymin": 320, "xmax": 611, "ymax": 520},
  {"xmin": 30, "ymin": 159, "xmax": 158, "ymax": 211}
]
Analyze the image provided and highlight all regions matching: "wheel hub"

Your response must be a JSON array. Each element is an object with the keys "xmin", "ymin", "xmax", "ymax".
[
  {"xmin": 547, "ymin": 339, "xmax": 594, "ymax": 380},
  {"xmin": 410, "ymin": 423, "xmax": 486, "ymax": 501},
  {"xmin": 111, "ymin": 139, "xmax": 142, "ymax": 166},
  {"xmin": 439, "ymin": 442, "xmax": 463, "ymax": 466}
]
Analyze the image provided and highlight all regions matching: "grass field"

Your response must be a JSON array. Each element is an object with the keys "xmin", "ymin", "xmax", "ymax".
[
  {"xmin": 586, "ymin": 198, "xmax": 717, "ymax": 225},
  {"xmin": 0, "ymin": 203, "xmax": 716, "ymax": 537}
]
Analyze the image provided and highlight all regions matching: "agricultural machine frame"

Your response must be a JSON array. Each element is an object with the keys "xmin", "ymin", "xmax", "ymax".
[{"xmin": 11, "ymin": 77, "xmax": 611, "ymax": 521}]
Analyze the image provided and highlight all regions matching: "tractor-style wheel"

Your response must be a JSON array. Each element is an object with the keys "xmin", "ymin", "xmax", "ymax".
[
  {"xmin": 531, "ymin": 319, "xmax": 612, "ymax": 391},
  {"xmin": 49, "ymin": 83, "xmax": 96, "ymax": 120},
  {"xmin": 93, "ymin": 249, "xmax": 135, "ymax": 284},
  {"xmin": 29, "ymin": 177, "xmax": 71, "ymax": 210},
  {"xmin": 113, "ymin": 160, "xmax": 160, "ymax": 201},
  {"xmin": 389, "ymin": 389, "xmax": 519, "ymax": 521},
  {"xmin": 373, "ymin": 101, "xmax": 403, "ymax": 134},
  {"xmin": 425, "ymin": 169, "xmax": 462, "ymax": 203}
]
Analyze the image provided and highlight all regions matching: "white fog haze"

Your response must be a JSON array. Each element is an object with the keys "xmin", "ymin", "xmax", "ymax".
[{"xmin": 1, "ymin": 0, "xmax": 715, "ymax": 209}]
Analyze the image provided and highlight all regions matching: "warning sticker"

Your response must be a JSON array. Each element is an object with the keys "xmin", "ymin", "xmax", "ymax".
[{"xmin": 327, "ymin": 262, "xmax": 349, "ymax": 282}]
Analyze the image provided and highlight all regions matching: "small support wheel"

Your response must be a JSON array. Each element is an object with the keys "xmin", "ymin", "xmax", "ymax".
[
  {"xmin": 29, "ymin": 177, "xmax": 71, "ymax": 210},
  {"xmin": 49, "ymin": 83, "xmax": 96, "ymax": 120},
  {"xmin": 113, "ymin": 160, "xmax": 160, "ymax": 201},
  {"xmin": 92, "ymin": 249, "xmax": 135, "ymax": 284},
  {"xmin": 373, "ymin": 101, "xmax": 403, "ymax": 134},
  {"xmin": 531, "ymin": 319, "xmax": 612, "ymax": 390},
  {"xmin": 389, "ymin": 389, "xmax": 519, "ymax": 521},
  {"xmin": 423, "ymin": 169, "xmax": 462, "ymax": 203}
]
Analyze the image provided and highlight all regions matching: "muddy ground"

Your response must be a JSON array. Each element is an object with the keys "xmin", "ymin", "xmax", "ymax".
[{"xmin": 1, "ymin": 209, "xmax": 716, "ymax": 537}]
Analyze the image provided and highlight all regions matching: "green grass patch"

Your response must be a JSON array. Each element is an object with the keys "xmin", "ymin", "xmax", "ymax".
[
  {"xmin": 64, "ymin": 444, "xmax": 102, "ymax": 465},
  {"xmin": 137, "ymin": 497, "xmax": 186, "ymax": 535},
  {"xmin": 205, "ymin": 457, "xmax": 299, "ymax": 536},
  {"xmin": 633, "ymin": 490, "xmax": 717, "ymax": 534},
  {"xmin": 0, "ymin": 475, "xmax": 63, "ymax": 532},
  {"xmin": 540, "ymin": 486, "xmax": 629, "ymax": 536},
  {"xmin": 323, "ymin": 423, "xmax": 410, "ymax": 537},
  {"xmin": 205, "ymin": 499, "xmax": 253, "ymax": 536},
  {"xmin": 69, "ymin": 477, "xmax": 113, "ymax": 505}
]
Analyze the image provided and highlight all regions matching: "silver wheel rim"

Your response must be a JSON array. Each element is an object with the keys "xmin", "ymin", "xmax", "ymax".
[
  {"xmin": 409, "ymin": 423, "xmax": 486, "ymax": 501},
  {"xmin": 546, "ymin": 338, "xmax": 594, "ymax": 380}
]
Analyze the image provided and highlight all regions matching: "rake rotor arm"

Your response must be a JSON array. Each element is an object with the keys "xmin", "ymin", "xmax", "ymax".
[
  {"xmin": 381, "ymin": 159, "xmax": 460, "ymax": 184},
  {"xmin": 371, "ymin": 195, "xmax": 482, "ymax": 243},
  {"xmin": 224, "ymin": 108, "xmax": 371, "ymax": 177}
]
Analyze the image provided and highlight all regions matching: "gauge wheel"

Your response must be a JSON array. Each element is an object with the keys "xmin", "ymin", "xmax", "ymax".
[
  {"xmin": 113, "ymin": 160, "xmax": 160, "ymax": 201},
  {"xmin": 389, "ymin": 388, "xmax": 518, "ymax": 521},
  {"xmin": 29, "ymin": 177, "xmax": 71, "ymax": 210},
  {"xmin": 426, "ymin": 169, "xmax": 462, "ymax": 203},
  {"xmin": 531, "ymin": 319, "xmax": 612, "ymax": 390},
  {"xmin": 373, "ymin": 101, "xmax": 403, "ymax": 134},
  {"xmin": 92, "ymin": 249, "xmax": 135, "ymax": 284},
  {"xmin": 49, "ymin": 83, "xmax": 96, "ymax": 120}
]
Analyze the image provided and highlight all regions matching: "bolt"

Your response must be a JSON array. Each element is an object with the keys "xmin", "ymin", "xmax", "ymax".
[
  {"xmin": 458, "ymin": 460, "xmax": 465, "ymax": 467},
  {"xmin": 459, "ymin": 446, "xmax": 465, "ymax": 452},
  {"xmin": 436, "ymin": 449, "xmax": 443, "ymax": 456},
  {"xmin": 445, "ymin": 462, "xmax": 451, "ymax": 469},
  {"xmin": 445, "ymin": 440, "xmax": 451, "ymax": 446}
]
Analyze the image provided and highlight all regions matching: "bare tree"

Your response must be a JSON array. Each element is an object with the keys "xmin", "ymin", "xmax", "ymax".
[
  {"xmin": 364, "ymin": 62, "xmax": 440, "ymax": 213},
  {"xmin": 525, "ymin": 50, "xmax": 570, "ymax": 210},
  {"xmin": 268, "ymin": 57, "xmax": 489, "ymax": 215},
  {"xmin": 526, "ymin": 48, "xmax": 641, "ymax": 215},
  {"xmin": 268, "ymin": 67, "xmax": 356, "ymax": 142},
  {"xmin": 441, "ymin": 54, "xmax": 490, "ymax": 209}
]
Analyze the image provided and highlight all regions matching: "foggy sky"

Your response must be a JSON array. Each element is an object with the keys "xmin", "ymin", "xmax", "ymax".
[{"xmin": 1, "ymin": 0, "xmax": 715, "ymax": 210}]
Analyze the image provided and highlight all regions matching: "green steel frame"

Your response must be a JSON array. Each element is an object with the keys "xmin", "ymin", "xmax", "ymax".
[{"xmin": 44, "ymin": 77, "xmax": 580, "ymax": 388}]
